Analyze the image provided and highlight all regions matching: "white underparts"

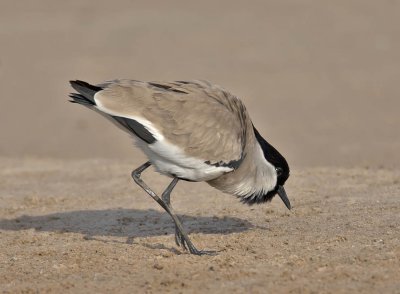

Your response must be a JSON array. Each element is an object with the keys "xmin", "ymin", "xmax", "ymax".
[
  {"xmin": 94, "ymin": 94, "xmax": 232, "ymax": 181},
  {"xmin": 136, "ymin": 139, "xmax": 233, "ymax": 181}
]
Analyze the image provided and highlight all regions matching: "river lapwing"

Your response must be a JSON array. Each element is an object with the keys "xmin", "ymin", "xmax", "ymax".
[{"xmin": 69, "ymin": 79, "xmax": 291, "ymax": 255}]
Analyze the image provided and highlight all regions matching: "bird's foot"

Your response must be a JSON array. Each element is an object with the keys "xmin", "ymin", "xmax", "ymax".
[
  {"xmin": 173, "ymin": 227, "xmax": 217, "ymax": 255},
  {"xmin": 190, "ymin": 249, "xmax": 218, "ymax": 256}
]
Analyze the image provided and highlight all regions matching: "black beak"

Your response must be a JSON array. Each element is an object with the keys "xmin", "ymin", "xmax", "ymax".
[{"xmin": 277, "ymin": 186, "xmax": 291, "ymax": 210}]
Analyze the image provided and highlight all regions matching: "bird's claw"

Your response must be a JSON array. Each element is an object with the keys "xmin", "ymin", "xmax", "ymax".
[
  {"xmin": 173, "ymin": 226, "xmax": 216, "ymax": 255},
  {"xmin": 174, "ymin": 227, "xmax": 187, "ymax": 250}
]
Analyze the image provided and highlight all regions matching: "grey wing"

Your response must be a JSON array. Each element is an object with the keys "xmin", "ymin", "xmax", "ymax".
[
  {"xmin": 146, "ymin": 81, "xmax": 247, "ymax": 168},
  {"xmin": 93, "ymin": 80, "xmax": 247, "ymax": 167}
]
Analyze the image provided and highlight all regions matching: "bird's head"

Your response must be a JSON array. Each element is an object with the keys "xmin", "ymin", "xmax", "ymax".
[{"xmin": 249, "ymin": 126, "xmax": 291, "ymax": 209}]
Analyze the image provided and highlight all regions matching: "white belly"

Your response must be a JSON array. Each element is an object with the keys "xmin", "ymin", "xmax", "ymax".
[
  {"xmin": 94, "ymin": 105, "xmax": 232, "ymax": 181},
  {"xmin": 135, "ymin": 138, "xmax": 232, "ymax": 182}
]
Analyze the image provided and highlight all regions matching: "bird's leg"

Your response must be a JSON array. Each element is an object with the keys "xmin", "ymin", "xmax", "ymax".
[
  {"xmin": 161, "ymin": 178, "xmax": 185, "ymax": 248},
  {"xmin": 131, "ymin": 162, "xmax": 204, "ymax": 255}
]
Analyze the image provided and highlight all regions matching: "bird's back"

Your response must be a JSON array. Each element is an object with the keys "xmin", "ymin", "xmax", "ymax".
[{"xmin": 70, "ymin": 79, "xmax": 252, "ymax": 181}]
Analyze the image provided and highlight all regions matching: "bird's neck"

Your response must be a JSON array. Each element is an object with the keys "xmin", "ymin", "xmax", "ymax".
[{"xmin": 207, "ymin": 137, "xmax": 277, "ymax": 201}]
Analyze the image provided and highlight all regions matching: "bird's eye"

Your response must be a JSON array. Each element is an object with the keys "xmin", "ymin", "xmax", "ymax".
[{"xmin": 276, "ymin": 167, "xmax": 283, "ymax": 176}]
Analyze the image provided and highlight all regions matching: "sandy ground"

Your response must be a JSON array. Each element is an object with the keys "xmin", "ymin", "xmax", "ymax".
[
  {"xmin": 0, "ymin": 158, "xmax": 399, "ymax": 293},
  {"xmin": 1, "ymin": 0, "xmax": 400, "ymax": 293}
]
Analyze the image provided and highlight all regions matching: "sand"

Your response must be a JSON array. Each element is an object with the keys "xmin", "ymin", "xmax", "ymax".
[
  {"xmin": 0, "ymin": 158, "xmax": 399, "ymax": 293},
  {"xmin": 0, "ymin": 0, "xmax": 400, "ymax": 293}
]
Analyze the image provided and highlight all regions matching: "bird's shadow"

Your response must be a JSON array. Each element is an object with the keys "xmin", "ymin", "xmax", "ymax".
[{"xmin": 0, "ymin": 208, "xmax": 253, "ymax": 243}]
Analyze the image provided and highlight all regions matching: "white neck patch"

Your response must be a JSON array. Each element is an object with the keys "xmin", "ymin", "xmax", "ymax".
[{"xmin": 228, "ymin": 142, "xmax": 278, "ymax": 201}]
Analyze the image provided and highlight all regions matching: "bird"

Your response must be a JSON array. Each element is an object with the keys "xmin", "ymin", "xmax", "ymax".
[{"xmin": 68, "ymin": 79, "xmax": 291, "ymax": 255}]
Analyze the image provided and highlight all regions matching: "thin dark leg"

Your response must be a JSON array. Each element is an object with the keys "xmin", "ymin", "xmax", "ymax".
[
  {"xmin": 161, "ymin": 178, "xmax": 185, "ymax": 248},
  {"xmin": 131, "ymin": 162, "xmax": 206, "ymax": 255},
  {"xmin": 161, "ymin": 177, "xmax": 178, "ymax": 205}
]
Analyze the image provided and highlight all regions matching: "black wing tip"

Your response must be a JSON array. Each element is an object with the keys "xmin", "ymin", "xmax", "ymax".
[
  {"xmin": 69, "ymin": 79, "xmax": 86, "ymax": 88},
  {"xmin": 69, "ymin": 80, "xmax": 103, "ymax": 92},
  {"xmin": 68, "ymin": 93, "xmax": 95, "ymax": 106}
]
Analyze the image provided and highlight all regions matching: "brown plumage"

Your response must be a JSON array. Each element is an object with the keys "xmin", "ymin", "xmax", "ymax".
[
  {"xmin": 95, "ymin": 80, "xmax": 247, "ymax": 165},
  {"xmin": 68, "ymin": 79, "xmax": 290, "ymax": 255}
]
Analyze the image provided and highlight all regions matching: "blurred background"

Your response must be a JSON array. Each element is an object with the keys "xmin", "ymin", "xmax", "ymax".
[{"xmin": 0, "ymin": 0, "xmax": 399, "ymax": 168}]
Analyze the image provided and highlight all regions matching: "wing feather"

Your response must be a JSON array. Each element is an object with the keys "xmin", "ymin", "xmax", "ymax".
[{"xmin": 94, "ymin": 80, "xmax": 247, "ymax": 167}]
